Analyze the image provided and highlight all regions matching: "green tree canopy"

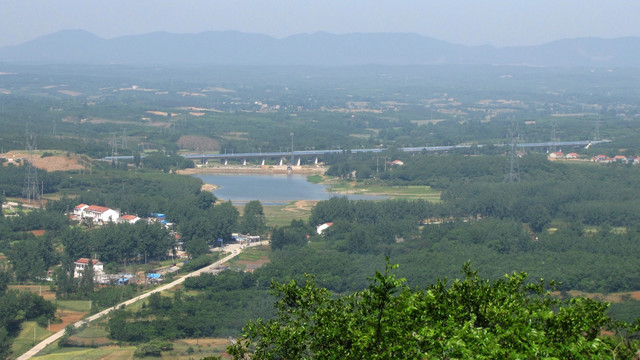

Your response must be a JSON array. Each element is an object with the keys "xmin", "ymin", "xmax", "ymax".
[
  {"xmin": 239, "ymin": 200, "xmax": 265, "ymax": 235},
  {"xmin": 229, "ymin": 262, "xmax": 639, "ymax": 359}
]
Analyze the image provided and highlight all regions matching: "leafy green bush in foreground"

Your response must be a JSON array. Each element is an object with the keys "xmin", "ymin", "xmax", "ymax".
[{"xmin": 229, "ymin": 262, "xmax": 640, "ymax": 360}]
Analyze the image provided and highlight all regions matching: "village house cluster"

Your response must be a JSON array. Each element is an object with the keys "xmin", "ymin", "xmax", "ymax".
[
  {"xmin": 71, "ymin": 203, "xmax": 146, "ymax": 225},
  {"xmin": 548, "ymin": 151, "xmax": 640, "ymax": 164}
]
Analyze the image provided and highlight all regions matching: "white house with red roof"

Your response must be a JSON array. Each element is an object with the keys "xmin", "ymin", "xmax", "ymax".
[
  {"xmin": 75, "ymin": 204, "xmax": 120, "ymax": 223},
  {"xmin": 548, "ymin": 151, "xmax": 564, "ymax": 159},
  {"xmin": 119, "ymin": 214, "xmax": 141, "ymax": 224},
  {"xmin": 74, "ymin": 258, "xmax": 104, "ymax": 278},
  {"xmin": 73, "ymin": 203, "xmax": 89, "ymax": 216},
  {"xmin": 316, "ymin": 222, "xmax": 334, "ymax": 235},
  {"xmin": 565, "ymin": 152, "xmax": 579, "ymax": 159}
]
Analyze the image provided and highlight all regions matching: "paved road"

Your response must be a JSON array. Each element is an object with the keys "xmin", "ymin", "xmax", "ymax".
[{"xmin": 16, "ymin": 241, "xmax": 265, "ymax": 360}]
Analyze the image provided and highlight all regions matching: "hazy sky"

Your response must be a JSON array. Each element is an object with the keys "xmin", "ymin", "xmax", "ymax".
[{"xmin": 2, "ymin": 0, "xmax": 639, "ymax": 48}]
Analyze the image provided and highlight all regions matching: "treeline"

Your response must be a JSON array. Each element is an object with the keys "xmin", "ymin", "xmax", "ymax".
[
  {"xmin": 0, "ymin": 163, "xmax": 266, "ymax": 288},
  {"xmin": 326, "ymin": 153, "xmax": 640, "ymax": 229},
  {"xmin": 0, "ymin": 272, "xmax": 57, "ymax": 359},
  {"xmin": 298, "ymin": 196, "xmax": 640, "ymax": 293},
  {"xmin": 108, "ymin": 274, "xmax": 274, "ymax": 341},
  {"xmin": 61, "ymin": 222, "xmax": 174, "ymax": 266}
]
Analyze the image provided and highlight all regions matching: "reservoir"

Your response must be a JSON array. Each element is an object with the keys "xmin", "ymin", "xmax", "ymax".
[{"xmin": 193, "ymin": 174, "xmax": 388, "ymax": 204}]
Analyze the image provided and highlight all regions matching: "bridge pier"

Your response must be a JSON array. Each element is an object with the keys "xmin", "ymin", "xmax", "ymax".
[
  {"xmin": 314, "ymin": 157, "xmax": 318, "ymax": 165},
  {"xmin": 243, "ymin": 159, "xmax": 247, "ymax": 166},
  {"xmin": 261, "ymin": 159, "xmax": 265, "ymax": 166},
  {"xmin": 223, "ymin": 159, "xmax": 228, "ymax": 165},
  {"xmin": 279, "ymin": 158, "xmax": 283, "ymax": 166},
  {"xmin": 297, "ymin": 158, "xmax": 301, "ymax": 166}
]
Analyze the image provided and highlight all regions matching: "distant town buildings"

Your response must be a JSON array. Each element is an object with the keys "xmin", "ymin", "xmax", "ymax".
[{"xmin": 548, "ymin": 152, "xmax": 640, "ymax": 164}]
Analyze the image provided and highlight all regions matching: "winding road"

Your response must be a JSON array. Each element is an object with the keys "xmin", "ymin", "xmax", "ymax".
[{"xmin": 16, "ymin": 241, "xmax": 265, "ymax": 360}]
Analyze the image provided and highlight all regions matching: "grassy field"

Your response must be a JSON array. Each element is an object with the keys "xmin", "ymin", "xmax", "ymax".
[
  {"xmin": 233, "ymin": 245, "xmax": 270, "ymax": 262},
  {"xmin": 262, "ymin": 201, "xmax": 316, "ymax": 227},
  {"xmin": 56, "ymin": 300, "xmax": 92, "ymax": 312},
  {"xmin": 327, "ymin": 181, "xmax": 441, "ymax": 201},
  {"xmin": 306, "ymin": 174, "xmax": 323, "ymax": 183},
  {"xmin": 12, "ymin": 321, "xmax": 55, "ymax": 358},
  {"xmin": 34, "ymin": 345, "xmax": 137, "ymax": 360},
  {"xmin": 34, "ymin": 338, "xmax": 231, "ymax": 360},
  {"xmin": 227, "ymin": 245, "xmax": 271, "ymax": 271}
]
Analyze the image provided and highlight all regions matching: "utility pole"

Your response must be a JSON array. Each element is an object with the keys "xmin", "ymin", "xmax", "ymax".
[{"xmin": 290, "ymin": 132, "xmax": 294, "ymax": 165}]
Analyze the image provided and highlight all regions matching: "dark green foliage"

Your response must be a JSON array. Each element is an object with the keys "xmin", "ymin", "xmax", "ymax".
[
  {"xmin": 8, "ymin": 234, "xmax": 58, "ymax": 282},
  {"xmin": 91, "ymin": 285, "xmax": 139, "ymax": 311},
  {"xmin": 239, "ymin": 200, "xmax": 265, "ymax": 235},
  {"xmin": 184, "ymin": 271, "xmax": 257, "ymax": 291},
  {"xmin": 133, "ymin": 339, "xmax": 173, "ymax": 357},
  {"xmin": 195, "ymin": 191, "xmax": 217, "ymax": 210},
  {"xmin": 7, "ymin": 210, "xmax": 68, "ymax": 232},
  {"xmin": 229, "ymin": 263, "xmax": 637, "ymax": 359},
  {"xmin": 179, "ymin": 201, "xmax": 239, "ymax": 257},
  {"xmin": 107, "ymin": 272, "xmax": 274, "ymax": 342},
  {"xmin": 0, "ymin": 164, "xmax": 63, "ymax": 197},
  {"xmin": 180, "ymin": 255, "xmax": 213, "ymax": 273},
  {"xmin": 270, "ymin": 226, "xmax": 307, "ymax": 250},
  {"xmin": 72, "ymin": 222, "xmax": 174, "ymax": 266},
  {"xmin": 0, "ymin": 281, "xmax": 57, "ymax": 358},
  {"xmin": 141, "ymin": 152, "xmax": 194, "ymax": 172}
]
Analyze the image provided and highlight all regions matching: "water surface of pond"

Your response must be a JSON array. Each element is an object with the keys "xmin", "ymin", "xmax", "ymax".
[{"xmin": 193, "ymin": 174, "xmax": 388, "ymax": 204}]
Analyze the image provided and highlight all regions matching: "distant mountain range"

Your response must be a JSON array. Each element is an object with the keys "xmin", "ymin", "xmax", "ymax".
[{"xmin": 0, "ymin": 30, "xmax": 639, "ymax": 67}]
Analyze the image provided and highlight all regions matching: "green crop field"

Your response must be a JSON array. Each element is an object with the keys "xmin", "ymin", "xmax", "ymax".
[
  {"xmin": 56, "ymin": 300, "xmax": 92, "ymax": 312},
  {"xmin": 263, "ymin": 201, "xmax": 315, "ymax": 227},
  {"xmin": 12, "ymin": 322, "xmax": 55, "ymax": 358}
]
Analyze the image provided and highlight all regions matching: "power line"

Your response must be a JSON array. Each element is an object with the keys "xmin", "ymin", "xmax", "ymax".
[{"xmin": 504, "ymin": 124, "xmax": 520, "ymax": 183}]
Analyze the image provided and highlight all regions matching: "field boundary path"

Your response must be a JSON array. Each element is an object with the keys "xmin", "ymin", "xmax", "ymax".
[{"xmin": 16, "ymin": 241, "xmax": 267, "ymax": 360}]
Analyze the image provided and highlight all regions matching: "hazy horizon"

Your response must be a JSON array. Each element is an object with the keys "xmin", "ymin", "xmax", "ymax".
[{"xmin": 2, "ymin": 0, "xmax": 639, "ymax": 48}]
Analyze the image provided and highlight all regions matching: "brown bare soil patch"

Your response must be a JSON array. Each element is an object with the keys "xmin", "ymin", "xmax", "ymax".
[
  {"xmin": 220, "ymin": 132, "xmax": 249, "ymax": 141},
  {"xmin": 285, "ymin": 200, "xmax": 317, "ymax": 212},
  {"xmin": 7, "ymin": 285, "xmax": 56, "ymax": 300},
  {"xmin": 32, "ymin": 155, "xmax": 85, "ymax": 172},
  {"xmin": 177, "ymin": 135, "xmax": 220, "ymax": 152},
  {"xmin": 58, "ymin": 89, "xmax": 83, "ymax": 96},
  {"xmin": 181, "ymin": 338, "xmax": 229, "ymax": 346},
  {"xmin": 202, "ymin": 87, "xmax": 236, "ymax": 93},
  {"xmin": 554, "ymin": 290, "xmax": 640, "ymax": 303},
  {"xmin": 2, "ymin": 151, "xmax": 87, "ymax": 172},
  {"xmin": 50, "ymin": 311, "xmax": 86, "ymax": 332},
  {"xmin": 101, "ymin": 347, "xmax": 135, "ymax": 359},
  {"xmin": 67, "ymin": 335, "xmax": 113, "ymax": 347},
  {"xmin": 88, "ymin": 118, "xmax": 138, "ymax": 125},
  {"xmin": 201, "ymin": 184, "xmax": 218, "ymax": 192},
  {"xmin": 147, "ymin": 110, "xmax": 169, "ymax": 116},
  {"xmin": 237, "ymin": 257, "xmax": 270, "ymax": 273}
]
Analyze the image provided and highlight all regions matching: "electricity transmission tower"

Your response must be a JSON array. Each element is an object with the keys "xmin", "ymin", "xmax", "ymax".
[
  {"xmin": 551, "ymin": 119, "xmax": 558, "ymax": 152},
  {"xmin": 504, "ymin": 125, "xmax": 520, "ymax": 183},
  {"xmin": 111, "ymin": 133, "xmax": 119, "ymax": 167},
  {"xmin": 22, "ymin": 131, "xmax": 41, "ymax": 204}
]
